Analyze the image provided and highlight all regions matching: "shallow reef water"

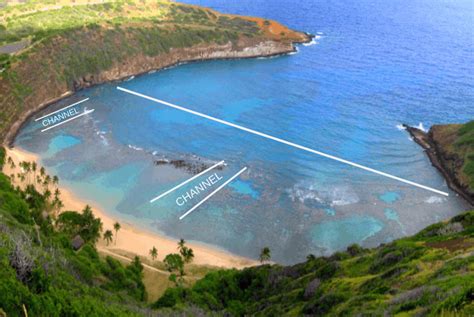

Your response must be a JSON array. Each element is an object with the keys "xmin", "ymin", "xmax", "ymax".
[{"xmin": 16, "ymin": 0, "xmax": 473, "ymax": 263}]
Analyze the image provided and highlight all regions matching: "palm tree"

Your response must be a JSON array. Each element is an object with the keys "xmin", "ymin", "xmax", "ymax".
[
  {"xmin": 182, "ymin": 247, "xmax": 194, "ymax": 264},
  {"xmin": 18, "ymin": 161, "xmax": 26, "ymax": 183},
  {"xmin": 56, "ymin": 200, "xmax": 64, "ymax": 214},
  {"xmin": 259, "ymin": 247, "xmax": 271, "ymax": 264},
  {"xmin": 7, "ymin": 157, "xmax": 15, "ymax": 169},
  {"xmin": 52, "ymin": 175, "xmax": 59, "ymax": 188},
  {"xmin": 32, "ymin": 162, "xmax": 37, "ymax": 184},
  {"xmin": 44, "ymin": 175, "xmax": 51, "ymax": 190},
  {"xmin": 24, "ymin": 162, "xmax": 31, "ymax": 184},
  {"xmin": 113, "ymin": 222, "xmax": 121, "ymax": 245},
  {"xmin": 103, "ymin": 230, "xmax": 113, "ymax": 246},
  {"xmin": 40, "ymin": 166, "xmax": 46, "ymax": 178},
  {"xmin": 149, "ymin": 246, "xmax": 158, "ymax": 261},
  {"xmin": 178, "ymin": 238, "xmax": 186, "ymax": 252},
  {"xmin": 54, "ymin": 188, "xmax": 61, "ymax": 200},
  {"xmin": 43, "ymin": 189, "xmax": 52, "ymax": 201}
]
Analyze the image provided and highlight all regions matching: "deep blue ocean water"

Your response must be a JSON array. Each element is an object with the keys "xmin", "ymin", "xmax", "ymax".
[{"xmin": 15, "ymin": 0, "xmax": 473, "ymax": 263}]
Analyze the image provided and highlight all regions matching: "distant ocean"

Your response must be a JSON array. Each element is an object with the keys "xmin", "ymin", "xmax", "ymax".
[{"xmin": 16, "ymin": 0, "xmax": 473, "ymax": 264}]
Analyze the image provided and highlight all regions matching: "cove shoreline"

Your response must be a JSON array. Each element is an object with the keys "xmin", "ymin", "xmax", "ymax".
[
  {"xmin": 2, "ymin": 27, "xmax": 312, "ymax": 268},
  {"xmin": 4, "ymin": 34, "xmax": 313, "ymax": 148},
  {"xmin": 3, "ymin": 146, "xmax": 259, "ymax": 268}
]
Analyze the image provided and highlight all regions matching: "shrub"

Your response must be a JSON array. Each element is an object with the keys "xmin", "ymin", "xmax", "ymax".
[{"xmin": 152, "ymin": 287, "xmax": 186, "ymax": 308}]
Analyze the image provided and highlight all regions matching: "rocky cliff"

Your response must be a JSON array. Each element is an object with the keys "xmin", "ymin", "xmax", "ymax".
[
  {"xmin": 405, "ymin": 122, "xmax": 474, "ymax": 205},
  {"xmin": 0, "ymin": 1, "xmax": 310, "ymax": 145}
]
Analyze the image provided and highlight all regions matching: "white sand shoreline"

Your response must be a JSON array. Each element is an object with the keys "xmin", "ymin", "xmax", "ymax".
[{"xmin": 3, "ymin": 146, "xmax": 258, "ymax": 269}]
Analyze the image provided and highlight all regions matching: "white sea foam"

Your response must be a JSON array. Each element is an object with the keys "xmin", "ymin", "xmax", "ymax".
[
  {"xmin": 127, "ymin": 144, "xmax": 143, "ymax": 151},
  {"xmin": 303, "ymin": 38, "xmax": 318, "ymax": 46},
  {"xmin": 288, "ymin": 47, "xmax": 299, "ymax": 55},
  {"xmin": 288, "ymin": 187, "xmax": 324, "ymax": 203},
  {"xmin": 324, "ymin": 185, "xmax": 359, "ymax": 206},
  {"xmin": 425, "ymin": 196, "xmax": 446, "ymax": 204},
  {"xmin": 94, "ymin": 129, "xmax": 108, "ymax": 146},
  {"xmin": 125, "ymin": 75, "xmax": 135, "ymax": 81},
  {"xmin": 396, "ymin": 124, "xmax": 406, "ymax": 131},
  {"xmin": 416, "ymin": 122, "xmax": 427, "ymax": 132},
  {"xmin": 99, "ymin": 134, "xmax": 108, "ymax": 146},
  {"xmin": 288, "ymin": 182, "xmax": 359, "ymax": 206}
]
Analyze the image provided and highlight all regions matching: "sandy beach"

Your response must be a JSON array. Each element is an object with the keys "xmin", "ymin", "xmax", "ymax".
[{"xmin": 3, "ymin": 146, "xmax": 258, "ymax": 269}]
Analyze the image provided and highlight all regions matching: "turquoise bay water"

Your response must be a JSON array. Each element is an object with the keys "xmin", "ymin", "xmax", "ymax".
[
  {"xmin": 45, "ymin": 135, "xmax": 81, "ymax": 157},
  {"xmin": 15, "ymin": 0, "xmax": 473, "ymax": 263},
  {"xmin": 379, "ymin": 192, "xmax": 401, "ymax": 204}
]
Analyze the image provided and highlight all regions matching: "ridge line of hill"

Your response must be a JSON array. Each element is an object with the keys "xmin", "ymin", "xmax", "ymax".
[{"xmin": 0, "ymin": 0, "xmax": 311, "ymax": 145}]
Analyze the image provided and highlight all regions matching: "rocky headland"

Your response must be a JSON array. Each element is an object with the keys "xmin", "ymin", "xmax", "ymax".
[
  {"xmin": 404, "ymin": 122, "xmax": 474, "ymax": 205},
  {"xmin": 0, "ymin": 0, "xmax": 311, "ymax": 145}
]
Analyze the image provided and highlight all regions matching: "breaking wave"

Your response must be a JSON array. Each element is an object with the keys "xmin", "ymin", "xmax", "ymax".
[
  {"xmin": 127, "ymin": 144, "xmax": 143, "ymax": 151},
  {"xmin": 425, "ymin": 196, "xmax": 446, "ymax": 204},
  {"xmin": 416, "ymin": 122, "xmax": 427, "ymax": 132},
  {"xmin": 303, "ymin": 35, "xmax": 320, "ymax": 46},
  {"xmin": 396, "ymin": 124, "xmax": 406, "ymax": 131},
  {"xmin": 288, "ymin": 182, "xmax": 359, "ymax": 206}
]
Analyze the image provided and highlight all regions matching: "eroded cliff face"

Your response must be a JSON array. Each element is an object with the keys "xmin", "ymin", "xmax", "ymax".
[
  {"xmin": 0, "ymin": 20, "xmax": 310, "ymax": 145},
  {"xmin": 74, "ymin": 38, "xmax": 299, "ymax": 89}
]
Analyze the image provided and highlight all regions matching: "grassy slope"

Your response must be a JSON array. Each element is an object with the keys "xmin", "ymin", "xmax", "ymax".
[
  {"xmin": 102, "ymin": 248, "xmax": 220, "ymax": 303},
  {"xmin": 0, "ymin": 0, "xmax": 306, "ymax": 141},
  {"xmin": 156, "ymin": 211, "xmax": 474, "ymax": 316},
  {"xmin": 430, "ymin": 120, "xmax": 474, "ymax": 193},
  {"xmin": 0, "ymin": 147, "xmax": 148, "ymax": 316}
]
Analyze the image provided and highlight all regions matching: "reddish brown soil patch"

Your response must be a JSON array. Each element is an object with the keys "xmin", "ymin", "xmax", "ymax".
[{"xmin": 426, "ymin": 238, "xmax": 474, "ymax": 252}]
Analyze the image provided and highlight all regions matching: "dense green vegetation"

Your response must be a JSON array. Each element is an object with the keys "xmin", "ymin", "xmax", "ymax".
[
  {"xmin": 455, "ymin": 120, "xmax": 474, "ymax": 190},
  {"xmin": 0, "ymin": 0, "xmax": 261, "ymax": 68},
  {"xmin": 0, "ymin": 160, "xmax": 151, "ymax": 315},
  {"xmin": 0, "ymin": 147, "xmax": 208, "ymax": 315},
  {"xmin": 155, "ymin": 212, "xmax": 474, "ymax": 316}
]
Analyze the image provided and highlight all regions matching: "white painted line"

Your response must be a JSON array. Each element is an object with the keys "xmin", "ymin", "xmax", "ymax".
[
  {"xmin": 180, "ymin": 167, "xmax": 247, "ymax": 220},
  {"xmin": 117, "ymin": 86, "xmax": 449, "ymax": 197},
  {"xmin": 35, "ymin": 98, "xmax": 89, "ymax": 121},
  {"xmin": 150, "ymin": 160, "xmax": 225, "ymax": 203},
  {"xmin": 41, "ymin": 109, "xmax": 95, "ymax": 132}
]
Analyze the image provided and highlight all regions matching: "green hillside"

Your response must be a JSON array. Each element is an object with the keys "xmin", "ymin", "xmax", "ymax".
[
  {"xmin": 155, "ymin": 212, "xmax": 474, "ymax": 316},
  {"xmin": 0, "ymin": 146, "xmax": 472, "ymax": 316},
  {"xmin": 0, "ymin": 147, "xmax": 150, "ymax": 316},
  {"xmin": 429, "ymin": 120, "xmax": 474, "ymax": 197},
  {"xmin": 0, "ymin": 0, "xmax": 308, "ymax": 142},
  {"xmin": 453, "ymin": 121, "xmax": 474, "ymax": 191}
]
